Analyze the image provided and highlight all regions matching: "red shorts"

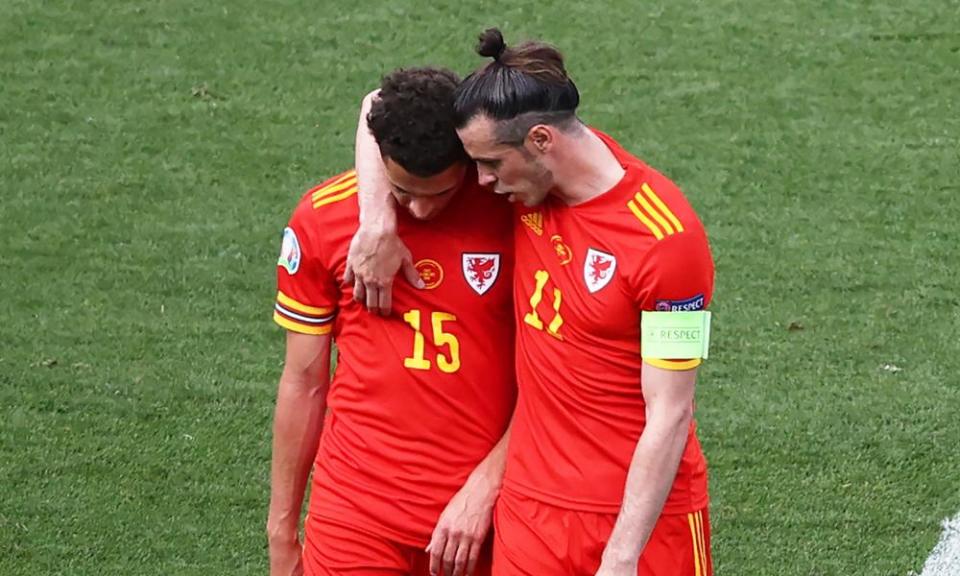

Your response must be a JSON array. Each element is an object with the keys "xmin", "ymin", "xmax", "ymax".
[
  {"xmin": 303, "ymin": 513, "xmax": 493, "ymax": 576},
  {"xmin": 492, "ymin": 490, "xmax": 712, "ymax": 576}
]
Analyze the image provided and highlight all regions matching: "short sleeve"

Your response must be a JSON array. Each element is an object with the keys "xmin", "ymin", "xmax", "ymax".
[
  {"xmin": 273, "ymin": 213, "xmax": 339, "ymax": 335},
  {"xmin": 634, "ymin": 229, "xmax": 715, "ymax": 369}
]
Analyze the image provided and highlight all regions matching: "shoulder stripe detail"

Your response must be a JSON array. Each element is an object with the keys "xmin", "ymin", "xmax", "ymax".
[
  {"xmin": 273, "ymin": 311, "xmax": 333, "ymax": 335},
  {"xmin": 310, "ymin": 171, "xmax": 356, "ymax": 196},
  {"xmin": 644, "ymin": 357, "xmax": 702, "ymax": 370},
  {"xmin": 641, "ymin": 183, "xmax": 684, "ymax": 233},
  {"xmin": 312, "ymin": 175, "xmax": 357, "ymax": 203},
  {"xmin": 277, "ymin": 290, "xmax": 333, "ymax": 316},
  {"xmin": 627, "ymin": 182, "xmax": 687, "ymax": 239},
  {"xmin": 331, "ymin": 170, "xmax": 357, "ymax": 185},
  {"xmin": 313, "ymin": 185, "xmax": 357, "ymax": 209},
  {"xmin": 627, "ymin": 199, "xmax": 665, "ymax": 239},
  {"xmin": 633, "ymin": 190, "xmax": 675, "ymax": 235}
]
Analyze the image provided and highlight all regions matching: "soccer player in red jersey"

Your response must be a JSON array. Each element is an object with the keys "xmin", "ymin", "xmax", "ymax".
[
  {"xmin": 347, "ymin": 31, "xmax": 716, "ymax": 576},
  {"xmin": 267, "ymin": 67, "xmax": 515, "ymax": 576}
]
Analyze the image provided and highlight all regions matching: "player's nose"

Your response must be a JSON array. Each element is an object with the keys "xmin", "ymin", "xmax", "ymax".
[{"xmin": 476, "ymin": 165, "xmax": 497, "ymax": 186}]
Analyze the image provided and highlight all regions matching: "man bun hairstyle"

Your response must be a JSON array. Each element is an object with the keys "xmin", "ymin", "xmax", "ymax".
[
  {"xmin": 367, "ymin": 67, "xmax": 468, "ymax": 178},
  {"xmin": 476, "ymin": 27, "xmax": 507, "ymax": 61},
  {"xmin": 454, "ymin": 28, "xmax": 580, "ymax": 144}
]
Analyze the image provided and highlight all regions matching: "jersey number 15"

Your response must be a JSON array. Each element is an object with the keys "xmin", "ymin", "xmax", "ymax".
[{"xmin": 402, "ymin": 309, "xmax": 461, "ymax": 374}]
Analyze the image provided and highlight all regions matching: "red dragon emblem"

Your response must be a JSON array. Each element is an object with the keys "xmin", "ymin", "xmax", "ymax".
[
  {"xmin": 467, "ymin": 257, "xmax": 496, "ymax": 288},
  {"xmin": 589, "ymin": 255, "xmax": 613, "ymax": 283},
  {"xmin": 584, "ymin": 248, "xmax": 616, "ymax": 294}
]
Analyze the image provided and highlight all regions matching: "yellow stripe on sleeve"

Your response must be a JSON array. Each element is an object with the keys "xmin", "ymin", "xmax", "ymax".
[
  {"xmin": 273, "ymin": 311, "xmax": 333, "ymax": 335},
  {"xmin": 313, "ymin": 186, "xmax": 357, "ymax": 209},
  {"xmin": 331, "ymin": 170, "xmax": 357, "ymax": 186},
  {"xmin": 633, "ymin": 192, "xmax": 675, "ymax": 235},
  {"xmin": 644, "ymin": 357, "xmax": 702, "ymax": 371},
  {"xmin": 627, "ymin": 200, "xmax": 665, "ymax": 240},
  {"xmin": 276, "ymin": 290, "xmax": 333, "ymax": 316},
  {"xmin": 311, "ymin": 175, "xmax": 358, "ymax": 202},
  {"xmin": 641, "ymin": 183, "xmax": 684, "ymax": 233},
  {"xmin": 688, "ymin": 513, "xmax": 702, "ymax": 576},
  {"xmin": 318, "ymin": 169, "xmax": 357, "ymax": 189}
]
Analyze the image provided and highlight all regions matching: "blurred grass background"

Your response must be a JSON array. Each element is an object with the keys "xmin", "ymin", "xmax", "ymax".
[{"xmin": 1, "ymin": 1, "xmax": 958, "ymax": 574}]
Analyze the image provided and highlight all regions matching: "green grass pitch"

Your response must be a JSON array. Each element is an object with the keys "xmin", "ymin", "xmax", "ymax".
[{"xmin": 2, "ymin": 1, "xmax": 958, "ymax": 574}]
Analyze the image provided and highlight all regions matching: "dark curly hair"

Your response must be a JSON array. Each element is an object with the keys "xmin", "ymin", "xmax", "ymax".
[{"xmin": 367, "ymin": 67, "xmax": 468, "ymax": 178}]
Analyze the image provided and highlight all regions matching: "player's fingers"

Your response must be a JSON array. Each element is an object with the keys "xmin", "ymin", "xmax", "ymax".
[
  {"xmin": 442, "ymin": 534, "xmax": 460, "ymax": 576},
  {"xmin": 465, "ymin": 540, "xmax": 481, "ymax": 576},
  {"xmin": 402, "ymin": 258, "xmax": 425, "ymax": 289},
  {"xmin": 353, "ymin": 276, "xmax": 365, "ymax": 304},
  {"xmin": 365, "ymin": 285, "xmax": 379, "ymax": 312},
  {"xmin": 428, "ymin": 530, "xmax": 447, "ymax": 576},
  {"xmin": 343, "ymin": 264, "xmax": 354, "ymax": 285},
  {"xmin": 377, "ymin": 281, "xmax": 392, "ymax": 316},
  {"xmin": 452, "ymin": 539, "xmax": 471, "ymax": 576}
]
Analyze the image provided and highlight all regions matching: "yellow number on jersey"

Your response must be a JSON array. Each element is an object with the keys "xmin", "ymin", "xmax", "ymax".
[
  {"xmin": 523, "ymin": 270, "xmax": 550, "ymax": 330},
  {"xmin": 403, "ymin": 309, "xmax": 461, "ymax": 373},
  {"xmin": 523, "ymin": 270, "xmax": 564, "ymax": 340},
  {"xmin": 402, "ymin": 310, "xmax": 432, "ymax": 370},
  {"xmin": 432, "ymin": 312, "xmax": 461, "ymax": 373}
]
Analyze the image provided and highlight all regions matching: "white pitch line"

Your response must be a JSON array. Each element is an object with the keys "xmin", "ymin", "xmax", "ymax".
[{"xmin": 919, "ymin": 511, "xmax": 960, "ymax": 576}]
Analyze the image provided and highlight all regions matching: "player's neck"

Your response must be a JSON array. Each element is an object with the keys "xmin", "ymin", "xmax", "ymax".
[{"xmin": 550, "ymin": 128, "xmax": 626, "ymax": 206}]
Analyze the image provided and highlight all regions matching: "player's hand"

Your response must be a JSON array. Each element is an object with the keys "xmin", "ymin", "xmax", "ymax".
[
  {"xmin": 426, "ymin": 473, "xmax": 499, "ymax": 576},
  {"xmin": 268, "ymin": 534, "xmax": 303, "ymax": 576},
  {"xmin": 344, "ymin": 226, "xmax": 424, "ymax": 315}
]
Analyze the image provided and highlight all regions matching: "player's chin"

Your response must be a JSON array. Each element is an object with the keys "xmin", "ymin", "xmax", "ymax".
[
  {"xmin": 520, "ymin": 194, "xmax": 544, "ymax": 208},
  {"xmin": 409, "ymin": 210, "xmax": 440, "ymax": 221},
  {"xmin": 499, "ymin": 191, "xmax": 527, "ymax": 205}
]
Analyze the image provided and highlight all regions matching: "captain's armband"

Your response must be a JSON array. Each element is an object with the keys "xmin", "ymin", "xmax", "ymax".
[{"xmin": 641, "ymin": 311, "xmax": 712, "ymax": 361}]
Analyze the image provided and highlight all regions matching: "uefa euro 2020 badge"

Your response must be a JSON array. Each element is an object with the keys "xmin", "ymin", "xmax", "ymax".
[{"xmin": 278, "ymin": 227, "xmax": 301, "ymax": 275}]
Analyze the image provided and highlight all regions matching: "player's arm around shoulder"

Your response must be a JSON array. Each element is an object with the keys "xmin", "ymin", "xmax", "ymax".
[
  {"xmin": 345, "ymin": 88, "xmax": 423, "ymax": 314},
  {"xmin": 267, "ymin": 331, "xmax": 333, "ymax": 576}
]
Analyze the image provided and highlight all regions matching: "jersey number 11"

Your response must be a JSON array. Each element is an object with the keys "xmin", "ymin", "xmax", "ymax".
[{"xmin": 524, "ymin": 270, "xmax": 564, "ymax": 340}]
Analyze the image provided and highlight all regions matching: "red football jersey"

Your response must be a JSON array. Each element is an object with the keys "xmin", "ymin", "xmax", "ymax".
[
  {"xmin": 504, "ymin": 131, "xmax": 715, "ymax": 515},
  {"xmin": 274, "ymin": 169, "xmax": 516, "ymax": 546}
]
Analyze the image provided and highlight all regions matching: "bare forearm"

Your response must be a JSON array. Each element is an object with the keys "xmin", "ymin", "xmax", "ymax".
[
  {"xmin": 467, "ymin": 424, "xmax": 511, "ymax": 492},
  {"xmin": 355, "ymin": 90, "xmax": 396, "ymax": 230},
  {"xmin": 267, "ymin": 377, "xmax": 327, "ymax": 539},
  {"xmin": 602, "ymin": 411, "xmax": 691, "ymax": 565}
]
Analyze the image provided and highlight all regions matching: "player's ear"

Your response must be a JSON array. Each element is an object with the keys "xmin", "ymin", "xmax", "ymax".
[{"xmin": 527, "ymin": 125, "xmax": 553, "ymax": 153}]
